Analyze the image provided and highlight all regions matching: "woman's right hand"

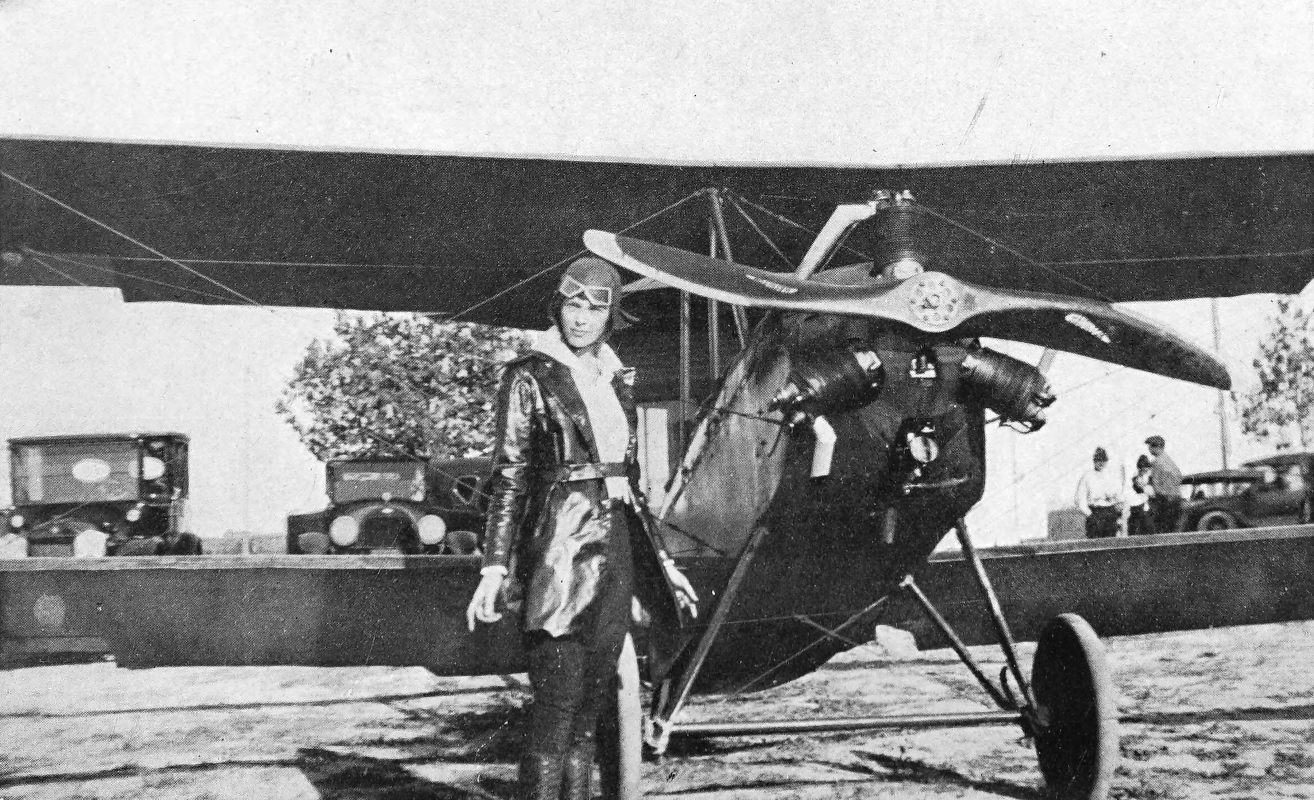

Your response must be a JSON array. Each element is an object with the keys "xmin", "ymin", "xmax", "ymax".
[{"xmin": 466, "ymin": 571, "xmax": 506, "ymax": 631}]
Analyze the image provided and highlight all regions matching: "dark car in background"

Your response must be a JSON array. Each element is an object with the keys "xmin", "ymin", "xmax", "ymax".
[
  {"xmin": 1178, "ymin": 452, "xmax": 1314, "ymax": 531},
  {"xmin": 3, "ymin": 433, "xmax": 201, "ymax": 556},
  {"xmin": 287, "ymin": 457, "xmax": 490, "ymax": 555}
]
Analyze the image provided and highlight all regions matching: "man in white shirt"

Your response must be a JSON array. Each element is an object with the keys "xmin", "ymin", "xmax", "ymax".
[{"xmin": 1075, "ymin": 447, "xmax": 1123, "ymax": 538}]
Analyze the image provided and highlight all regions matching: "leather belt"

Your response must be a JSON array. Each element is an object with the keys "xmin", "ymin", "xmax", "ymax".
[{"xmin": 549, "ymin": 462, "xmax": 629, "ymax": 482}]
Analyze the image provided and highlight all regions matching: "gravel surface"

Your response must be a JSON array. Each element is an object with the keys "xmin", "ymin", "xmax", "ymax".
[{"xmin": 2, "ymin": 621, "xmax": 1312, "ymax": 799}]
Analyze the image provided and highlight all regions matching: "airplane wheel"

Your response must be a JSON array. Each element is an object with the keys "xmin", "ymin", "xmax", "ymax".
[
  {"xmin": 1031, "ymin": 613, "xmax": 1119, "ymax": 800},
  {"xmin": 598, "ymin": 632, "xmax": 643, "ymax": 800}
]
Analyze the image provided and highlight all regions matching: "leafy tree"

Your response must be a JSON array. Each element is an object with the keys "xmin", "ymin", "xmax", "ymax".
[
  {"xmin": 1236, "ymin": 298, "xmax": 1314, "ymax": 449},
  {"xmin": 277, "ymin": 312, "xmax": 528, "ymax": 461}
]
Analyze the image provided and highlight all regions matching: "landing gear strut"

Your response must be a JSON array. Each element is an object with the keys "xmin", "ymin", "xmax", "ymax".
[
  {"xmin": 629, "ymin": 517, "xmax": 1119, "ymax": 800},
  {"xmin": 905, "ymin": 519, "xmax": 1119, "ymax": 799}
]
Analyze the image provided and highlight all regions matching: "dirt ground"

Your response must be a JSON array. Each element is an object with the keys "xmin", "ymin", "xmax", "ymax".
[{"xmin": 2, "ymin": 621, "xmax": 1312, "ymax": 800}]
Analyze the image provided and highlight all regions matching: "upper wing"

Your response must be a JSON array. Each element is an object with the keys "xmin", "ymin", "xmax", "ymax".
[
  {"xmin": 2, "ymin": 138, "xmax": 1310, "ymax": 328},
  {"xmin": 586, "ymin": 230, "xmax": 1231, "ymax": 389}
]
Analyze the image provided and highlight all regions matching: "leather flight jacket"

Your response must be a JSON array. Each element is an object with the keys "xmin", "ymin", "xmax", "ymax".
[{"xmin": 483, "ymin": 352, "xmax": 685, "ymax": 638}]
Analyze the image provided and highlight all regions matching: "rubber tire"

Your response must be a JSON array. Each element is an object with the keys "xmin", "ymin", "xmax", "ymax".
[
  {"xmin": 1195, "ymin": 510, "xmax": 1238, "ymax": 531},
  {"xmin": 598, "ymin": 633, "xmax": 643, "ymax": 800},
  {"xmin": 1300, "ymin": 498, "xmax": 1313, "ymax": 525},
  {"xmin": 1032, "ymin": 613, "xmax": 1119, "ymax": 800}
]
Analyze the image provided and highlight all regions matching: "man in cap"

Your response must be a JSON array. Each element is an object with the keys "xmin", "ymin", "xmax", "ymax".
[
  {"xmin": 1075, "ymin": 447, "xmax": 1123, "ymax": 538},
  {"xmin": 1145, "ymin": 435, "xmax": 1183, "ymax": 532}
]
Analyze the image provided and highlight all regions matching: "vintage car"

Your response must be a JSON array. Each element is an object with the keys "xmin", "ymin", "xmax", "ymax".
[
  {"xmin": 4, "ymin": 433, "xmax": 201, "ymax": 556},
  {"xmin": 1178, "ymin": 452, "xmax": 1314, "ymax": 531},
  {"xmin": 286, "ymin": 456, "xmax": 490, "ymax": 555}
]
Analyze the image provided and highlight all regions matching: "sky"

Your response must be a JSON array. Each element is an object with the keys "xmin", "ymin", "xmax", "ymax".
[{"xmin": 1, "ymin": 0, "xmax": 1311, "ymax": 541}]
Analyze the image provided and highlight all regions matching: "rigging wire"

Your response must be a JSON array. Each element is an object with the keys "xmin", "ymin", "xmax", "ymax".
[
  {"xmin": 0, "ymin": 174, "xmax": 723, "ymax": 480},
  {"xmin": 724, "ymin": 194, "xmax": 797, "ymax": 270},
  {"xmin": 729, "ymin": 191, "xmax": 874, "ymax": 262},
  {"xmin": 1, "ymin": 170, "xmax": 267, "ymax": 309},
  {"xmin": 63, "ymin": 253, "xmax": 492, "ymax": 271},
  {"xmin": 674, "ymin": 320, "xmax": 1200, "ymax": 699},
  {"xmin": 701, "ymin": 376, "xmax": 1195, "ymax": 702},
  {"xmin": 918, "ymin": 203, "xmax": 1112, "ymax": 302},
  {"xmin": 1047, "ymin": 247, "xmax": 1314, "ymax": 267},
  {"xmin": 23, "ymin": 252, "xmax": 92, "ymax": 289},
  {"xmin": 971, "ymin": 381, "xmax": 1204, "ymax": 535},
  {"xmin": 2, "ymin": 171, "xmax": 520, "ymax": 489},
  {"xmin": 1053, "ymin": 364, "xmax": 1131, "ymax": 396},
  {"xmin": 443, "ymin": 188, "xmax": 711, "ymax": 323},
  {"xmin": 27, "ymin": 250, "xmax": 246, "ymax": 304},
  {"xmin": 101, "ymin": 153, "xmax": 310, "ymax": 204}
]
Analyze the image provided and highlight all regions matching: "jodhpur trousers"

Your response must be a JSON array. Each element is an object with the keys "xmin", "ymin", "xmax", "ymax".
[{"xmin": 522, "ymin": 505, "xmax": 634, "ymax": 759}]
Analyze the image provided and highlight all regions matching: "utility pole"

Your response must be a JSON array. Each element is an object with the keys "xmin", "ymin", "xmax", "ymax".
[{"xmin": 1211, "ymin": 298, "xmax": 1230, "ymax": 469}]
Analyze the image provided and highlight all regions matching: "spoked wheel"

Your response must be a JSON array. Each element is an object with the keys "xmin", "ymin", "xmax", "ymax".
[
  {"xmin": 1031, "ymin": 614, "xmax": 1119, "ymax": 800},
  {"xmin": 598, "ymin": 633, "xmax": 643, "ymax": 800}
]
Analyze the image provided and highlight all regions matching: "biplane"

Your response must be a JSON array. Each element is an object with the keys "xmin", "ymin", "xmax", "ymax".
[{"xmin": 2, "ymin": 138, "xmax": 1313, "ymax": 800}]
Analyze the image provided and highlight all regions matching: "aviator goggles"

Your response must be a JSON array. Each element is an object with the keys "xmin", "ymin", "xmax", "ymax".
[{"xmin": 558, "ymin": 275, "xmax": 614, "ymax": 306}]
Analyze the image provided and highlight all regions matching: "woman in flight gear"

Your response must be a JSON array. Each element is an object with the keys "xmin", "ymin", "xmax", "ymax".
[{"xmin": 466, "ymin": 257, "xmax": 699, "ymax": 800}]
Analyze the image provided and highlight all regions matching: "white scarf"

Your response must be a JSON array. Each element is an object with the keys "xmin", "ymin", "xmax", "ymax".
[{"xmin": 533, "ymin": 327, "xmax": 630, "ymax": 499}]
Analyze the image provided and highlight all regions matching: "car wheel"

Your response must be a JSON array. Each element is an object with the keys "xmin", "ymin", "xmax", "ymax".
[
  {"xmin": 1195, "ymin": 510, "xmax": 1238, "ymax": 531},
  {"xmin": 1301, "ymin": 498, "xmax": 1313, "ymax": 525}
]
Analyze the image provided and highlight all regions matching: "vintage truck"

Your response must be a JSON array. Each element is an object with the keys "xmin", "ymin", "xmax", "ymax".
[
  {"xmin": 286, "ymin": 457, "xmax": 490, "ymax": 555},
  {"xmin": 3, "ymin": 432, "xmax": 202, "ymax": 557}
]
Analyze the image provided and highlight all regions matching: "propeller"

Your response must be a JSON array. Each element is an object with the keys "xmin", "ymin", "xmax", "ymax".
[{"xmin": 583, "ymin": 230, "xmax": 1231, "ymax": 390}]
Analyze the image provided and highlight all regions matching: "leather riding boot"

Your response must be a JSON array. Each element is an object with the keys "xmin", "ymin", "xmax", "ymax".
[
  {"xmin": 519, "ymin": 752, "xmax": 565, "ymax": 800},
  {"xmin": 559, "ymin": 743, "xmax": 594, "ymax": 800}
]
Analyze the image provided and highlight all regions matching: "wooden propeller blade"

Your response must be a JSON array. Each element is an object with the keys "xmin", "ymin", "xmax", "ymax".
[{"xmin": 584, "ymin": 230, "xmax": 1231, "ymax": 390}]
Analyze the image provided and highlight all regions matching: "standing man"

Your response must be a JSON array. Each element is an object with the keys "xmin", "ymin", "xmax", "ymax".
[
  {"xmin": 1145, "ymin": 435, "xmax": 1183, "ymax": 532},
  {"xmin": 1076, "ymin": 447, "xmax": 1124, "ymax": 538}
]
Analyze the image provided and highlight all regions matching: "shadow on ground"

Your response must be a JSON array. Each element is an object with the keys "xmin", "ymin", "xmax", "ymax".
[{"xmin": 297, "ymin": 747, "xmax": 514, "ymax": 800}]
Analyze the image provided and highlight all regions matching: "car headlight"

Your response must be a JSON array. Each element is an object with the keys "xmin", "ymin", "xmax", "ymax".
[
  {"xmin": 328, "ymin": 515, "xmax": 359, "ymax": 547},
  {"xmin": 125, "ymin": 505, "xmax": 143, "ymax": 522},
  {"xmin": 416, "ymin": 514, "xmax": 447, "ymax": 546},
  {"xmin": 73, "ymin": 529, "xmax": 109, "ymax": 558},
  {"xmin": 8, "ymin": 513, "xmax": 23, "ymax": 529}
]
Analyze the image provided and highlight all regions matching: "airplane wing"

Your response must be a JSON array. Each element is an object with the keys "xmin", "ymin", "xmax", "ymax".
[
  {"xmin": 2, "ymin": 138, "xmax": 1311, "ymax": 328},
  {"xmin": 586, "ymin": 231, "xmax": 1232, "ymax": 389}
]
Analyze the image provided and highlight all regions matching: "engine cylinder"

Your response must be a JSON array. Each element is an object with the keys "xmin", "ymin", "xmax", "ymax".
[
  {"xmin": 960, "ymin": 348, "xmax": 1055, "ymax": 430},
  {"xmin": 771, "ymin": 348, "xmax": 884, "ymax": 418}
]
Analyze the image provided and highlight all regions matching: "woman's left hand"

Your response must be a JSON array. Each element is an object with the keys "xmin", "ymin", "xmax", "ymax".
[{"xmin": 663, "ymin": 560, "xmax": 699, "ymax": 619}]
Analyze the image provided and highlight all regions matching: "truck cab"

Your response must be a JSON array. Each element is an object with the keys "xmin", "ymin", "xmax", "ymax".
[
  {"xmin": 286, "ymin": 457, "xmax": 490, "ymax": 555},
  {"xmin": 3, "ymin": 433, "xmax": 200, "ymax": 557}
]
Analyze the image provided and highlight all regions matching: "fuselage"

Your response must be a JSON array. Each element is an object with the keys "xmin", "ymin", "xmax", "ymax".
[{"xmin": 657, "ymin": 310, "xmax": 995, "ymax": 692}]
